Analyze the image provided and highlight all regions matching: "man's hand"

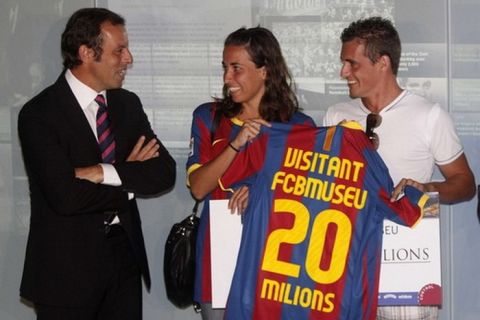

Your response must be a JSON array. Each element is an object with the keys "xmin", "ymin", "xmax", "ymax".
[
  {"xmin": 127, "ymin": 135, "xmax": 160, "ymax": 162},
  {"xmin": 75, "ymin": 136, "xmax": 159, "ymax": 184},
  {"xmin": 75, "ymin": 164, "xmax": 104, "ymax": 184},
  {"xmin": 391, "ymin": 154, "xmax": 475, "ymax": 204},
  {"xmin": 228, "ymin": 185, "xmax": 249, "ymax": 214},
  {"xmin": 390, "ymin": 178, "xmax": 428, "ymax": 202}
]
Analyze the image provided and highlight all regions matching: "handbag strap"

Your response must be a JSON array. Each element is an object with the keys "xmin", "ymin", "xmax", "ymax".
[{"xmin": 192, "ymin": 200, "xmax": 200, "ymax": 217}]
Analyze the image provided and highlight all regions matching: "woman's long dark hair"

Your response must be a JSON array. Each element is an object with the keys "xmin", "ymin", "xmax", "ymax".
[{"xmin": 218, "ymin": 27, "xmax": 299, "ymax": 122}]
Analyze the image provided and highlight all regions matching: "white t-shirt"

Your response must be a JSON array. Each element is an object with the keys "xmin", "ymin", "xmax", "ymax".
[{"xmin": 323, "ymin": 90, "xmax": 463, "ymax": 185}]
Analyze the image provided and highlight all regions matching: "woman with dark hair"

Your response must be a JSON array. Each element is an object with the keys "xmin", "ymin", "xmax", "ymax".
[{"xmin": 186, "ymin": 26, "xmax": 315, "ymax": 319}]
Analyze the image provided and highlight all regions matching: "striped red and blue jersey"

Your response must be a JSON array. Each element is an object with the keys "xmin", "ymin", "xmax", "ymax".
[
  {"xmin": 186, "ymin": 102, "xmax": 315, "ymax": 303},
  {"xmin": 219, "ymin": 122, "xmax": 427, "ymax": 320}
]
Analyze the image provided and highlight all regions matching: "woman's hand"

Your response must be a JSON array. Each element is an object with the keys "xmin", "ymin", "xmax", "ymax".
[
  {"xmin": 229, "ymin": 118, "xmax": 271, "ymax": 151},
  {"xmin": 229, "ymin": 185, "xmax": 249, "ymax": 214}
]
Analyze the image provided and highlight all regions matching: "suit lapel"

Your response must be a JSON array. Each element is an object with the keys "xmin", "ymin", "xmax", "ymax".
[
  {"xmin": 53, "ymin": 76, "xmax": 133, "ymax": 164},
  {"xmin": 53, "ymin": 74, "xmax": 103, "ymax": 163}
]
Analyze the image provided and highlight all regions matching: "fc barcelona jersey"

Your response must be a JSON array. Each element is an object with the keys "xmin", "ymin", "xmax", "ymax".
[
  {"xmin": 219, "ymin": 122, "xmax": 427, "ymax": 320},
  {"xmin": 187, "ymin": 102, "xmax": 315, "ymax": 303}
]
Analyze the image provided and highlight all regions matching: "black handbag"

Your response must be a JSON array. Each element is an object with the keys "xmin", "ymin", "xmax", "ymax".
[
  {"xmin": 163, "ymin": 201, "xmax": 200, "ymax": 309},
  {"xmin": 164, "ymin": 105, "xmax": 221, "ymax": 309}
]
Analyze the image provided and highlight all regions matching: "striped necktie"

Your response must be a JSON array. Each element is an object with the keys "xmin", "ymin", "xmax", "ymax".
[{"xmin": 95, "ymin": 94, "xmax": 116, "ymax": 163}]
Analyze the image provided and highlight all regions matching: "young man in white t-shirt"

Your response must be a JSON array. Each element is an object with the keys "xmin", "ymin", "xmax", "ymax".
[{"xmin": 323, "ymin": 16, "xmax": 475, "ymax": 320}]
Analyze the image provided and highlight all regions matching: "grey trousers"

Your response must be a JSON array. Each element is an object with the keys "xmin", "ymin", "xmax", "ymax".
[{"xmin": 200, "ymin": 303, "xmax": 225, "ymax": 320}]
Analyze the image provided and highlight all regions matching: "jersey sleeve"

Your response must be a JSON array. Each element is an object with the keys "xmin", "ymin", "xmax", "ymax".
[
  {"xmin": 372, "ymin": 156, "xmax": 426, "ymax": 227},
  {"xmin": 377, "ymin": 185, "xmax": 427, "ymax": 227},
  {"xmin": 346, "ymin": 126, "xmax": 426, "ymax": 227},
  {"xmin": 218, "ymin": 133, "xmax": 268, "ymax": 192},
  {"xmin": 186, "ymin": 103, "xmax": 215, "ymax": 185}
]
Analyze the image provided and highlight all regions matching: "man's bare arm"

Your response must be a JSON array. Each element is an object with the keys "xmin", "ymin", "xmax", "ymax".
[{"xmin": 391, "ymin": 154, "xmax": 476, "ymax": 204}]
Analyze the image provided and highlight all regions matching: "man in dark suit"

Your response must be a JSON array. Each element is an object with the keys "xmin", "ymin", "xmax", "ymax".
[{"xmin": 17, "ymin": 8, "xmax": 176, "ymax": 320}]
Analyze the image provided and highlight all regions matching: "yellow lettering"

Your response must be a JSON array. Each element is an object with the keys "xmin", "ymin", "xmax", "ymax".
[
  {"xmin": 279, "ymin": 281, "xmax": 286, "ymax": 302},
  {"xmin": 262, "ymin": 199, "xmax": 309, "ymax": 277},
  {"xmin": 299, "ymin": 151, "xmax": 313, "ymax": 171},
  {"xmin": 323, "ymin": 293, "xmax": 335, "ymax": 312},
  {"xmin": 283, "ymin": 147, "xmax": 298, "ymax": 168},
  {"xmin": 285, "ymin": 174, "xmax": 298, "ymax": 194},
  {"xmin": 306, "ymin": 209, "xmax": 352, "ymax": 284},
  {"xmin": 293, "ymin": 285, "xmax": 301, "ymax": 305},
  {"xmin": 352, "ymin": 161, "xmax": 364, "ymax": 182},
  {"xmin": 283, "ymin": 283, "xmax": 293, "ymax": 304},
  {"xmin": 320, "ymin": 181, "xmax": 335, "ymax": 202},
  {"xmin": 271, "ymin": 172, "xmax": 367, "ymax": 209},
  {"xmin": 311, "ymin": 290, "xmax": 324, "ymax": 311},
  {"xmin": 331, "ymin": 184, "xmax": 345, "ymax": 205},
  {"xmin": 305, "ymin": 178, "xmax": 323, "ymax": 199},
  {"xmin": 271, "ymin": 171, "xmax": 285, "ymax": 190},
  {"xmin": 293, "ymin": 175, "xmax": 306, "ymax": 196},
  {"xmin": 281, "ymin": 147, "xmax": 365, "ymax": 183},
  {"xmin": 261, "ymin": 278, "xmax": 280, "ymax": 300},
  {"xmin": 339, "ymin": 159, "xmax": 351, "ymax": 179},
  {"xmin": 343, "ymin": 186, "xmax": 356, "ymax": 207},
  {"xmin": 317, "ymin": 153, "xmax": 329, "ymax": 174},
  {"xmin": 299, "ymin": 287, "xmax": 312, "ymax": 308},
  {"xmin": 260, "ymin": 278, "xmax": 336, "ymax": 313},
  {"xmin": 354, "ymin": 189, "xmax": 367, "ymax": 209},
  {"xmin": 326, "ymin": 156, "xmax": 341, "ymax": 177}
]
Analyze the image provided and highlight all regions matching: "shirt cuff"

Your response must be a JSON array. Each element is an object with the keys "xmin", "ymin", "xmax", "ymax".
[
  {"xmin": 100, "ymin": 163, "xmax": 121, "ymax": 186},
  {"xmin": 100, "ymin": 164, "xmax": 135, "ymax": 200}
]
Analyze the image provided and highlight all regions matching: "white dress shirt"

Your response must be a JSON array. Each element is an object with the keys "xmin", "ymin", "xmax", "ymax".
[{"xmin": 65, "ymin": 70, "xmax": 133, "ymax": 223}]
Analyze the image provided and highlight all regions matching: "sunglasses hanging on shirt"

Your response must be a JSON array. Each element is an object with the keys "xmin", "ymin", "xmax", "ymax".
[{"xmin": 366, "ymin": 113, "xmax": 382, "ymax": 149}]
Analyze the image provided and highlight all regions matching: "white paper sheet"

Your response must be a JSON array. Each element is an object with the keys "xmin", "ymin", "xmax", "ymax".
[{"xmin": 209, "ymin": 199, "xmax": 243, "ymax": 308}]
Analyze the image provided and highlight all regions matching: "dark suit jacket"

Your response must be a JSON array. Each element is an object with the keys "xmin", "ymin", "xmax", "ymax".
[{"xmin": 18, "ymin": 73, "xmax": 176, "ymax": 307}]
